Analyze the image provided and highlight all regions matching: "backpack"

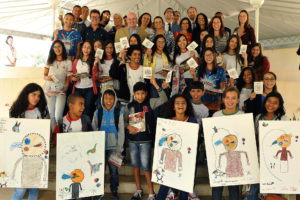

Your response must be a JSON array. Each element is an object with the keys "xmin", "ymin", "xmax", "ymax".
[{"xmin": 96, "ymin": 102, "xmax": 121, "ymax": 131}]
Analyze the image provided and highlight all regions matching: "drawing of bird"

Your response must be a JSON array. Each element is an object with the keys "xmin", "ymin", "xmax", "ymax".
[
  {"xmin": 87, "ymin": 160, "xmax": 102, "ymax": 175},
  {"xmin": 87, "ymin": 144, "xmax": 97, "ymax": 155}
]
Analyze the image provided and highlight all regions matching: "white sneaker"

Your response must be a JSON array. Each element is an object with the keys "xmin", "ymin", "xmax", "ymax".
[
  {"xmin": 166, "ymin": 191, "xmax": 175, "ymax": 200},
  {"xmin": 188, "ymin": 192, "xmax": 200, "ymax": 200},
  {"xmin": 148, "ymin": 194, "xmax": 156, "ymax": 200}
]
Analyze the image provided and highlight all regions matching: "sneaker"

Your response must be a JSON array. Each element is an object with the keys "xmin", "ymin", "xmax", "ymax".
[
  {"xmin": 112, "ymin": 191, "xmax": 119, "ymax": 200},
  {"xmin": 148, "ymin": 194, "xmax": 156, "ymax": 200},
  {"xmin": 131, "ymin": 190, "xmax": 143, "ymax": 200},
  {"xmin": 166, "ymin": 191, "xmax": 175, "ymax": 200},
  {"xmin": 188, "ymin": 192, "xmax": 199, "ymax": 200}
]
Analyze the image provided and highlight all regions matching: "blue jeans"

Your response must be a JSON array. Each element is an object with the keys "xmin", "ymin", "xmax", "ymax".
[
  {"xmin": 212, "ymin": 186, "xmax": 240, "ymax": 200},
  {"xmin": 12, "ymin": 188, "xmax": 39, "ymax": 200},
  {"xmin": 246, "ymin": 184, "xmax": 259, "ymax": 200},
  {"xmin": 74, "ymin": 87, "xmax": 94, "ymax": 118},
  {"xmin": 156, "ymin": 185, "xmax": 188, "ymax": 200},
  {"xmin": 129, "ymin": 142, "xmax": 151, "ymax": 171},
  {"xmin": 106, "ymin": 150, "xmax": 119, "ymax": 192}
]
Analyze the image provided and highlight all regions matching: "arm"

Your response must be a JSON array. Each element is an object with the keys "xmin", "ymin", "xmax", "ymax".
[
  {"xmin": 109, "ymin": 59, "xmax": 123, "ymax": 80},
  {"xmin": 91, "ymin": 110, "xmax": 98, "ymax": 131},
  {"xmin": 275, "ymin": 150, "xmax": 282, "ymax": 158},
  {"xmin": 249, "ymin": 27, "xmax": 256, "ymax": 45},
  {"xmin": 218, "ymin": 153, "xmax": 225, "ymax": 168},
  {"xmin": 116, "ymin": 113, "xmax": 125, "ymax": 153},
  {"xmin": 43, "ymin": 67, "xmax": 53, "ymax": 81},
  {"xmin": 150, "ymin": 87, "xmax": 168, "ymax": 110},
  {"xmin": 287, "ymin": 150, "xmax": 293, "ymax": 159},
  {"xmin": 241, "ymin": 151, "xmax": 250, "ymax": 165}
]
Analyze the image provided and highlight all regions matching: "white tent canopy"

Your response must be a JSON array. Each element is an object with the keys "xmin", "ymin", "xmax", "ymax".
[{"xmin": 1, "ymin": 0, "xmax": 300, "ymax": 48}]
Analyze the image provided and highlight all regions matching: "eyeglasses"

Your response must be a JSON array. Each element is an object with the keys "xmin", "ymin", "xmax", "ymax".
[
  {"xmin": 263, "ymin": 78, "xmax": 275, "ymax": 81},
  {"xmin": 90, "ymin": 16, "xmax": 100, "ymax": 19},
  {"xmin": 175, "ymin": 101, "xmax": 186, "ymax": 105},
  {"xmin": 53, "ymin": 46, "xmax": 62, "ymax": 49},
  {"xmin": 204, "ymin": 53, "xmax": 214, "ymax": 57},
  {"xmin": 105, "ymin": 46, "xmax": 114, "ymax": 49},
  {"xmin": 157, "ymin": 41, "xmax": 165, "ymax": 44}
]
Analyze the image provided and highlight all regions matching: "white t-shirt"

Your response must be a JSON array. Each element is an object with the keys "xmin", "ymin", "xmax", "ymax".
[
  {"xmin": 191, "ymin": 102, "xmax": 209, "ymax": 125},
  {"xmin": 62, "ymin": 114, "xmax": 82, "ymax": 133},
  {"xmin": 213, "ymin": 109, "xmax": 244, "ymax": 117},
  {"xmin": 127, "ymin": 64, "xmax": 144, "ymax": 101},
  {"xmin": 4, "ymin": 45, "xmax": 16, "ymax": 65},
  {"xmin": 98, "ymin": 58, "xmax": 114, "ymax": 87},
  {"xmin": 175, "ymin": 50, "xmax": 199, "ymax": 79},
  {"xmin": 25, "ymin": 107, "xmax": 42, "ymax": 119},
  {"xmin": 222, "ymin": 53, "xmax": 243, "ymax": 77},
  {"xmin": 75, "ymin": 59, "xmax": 93, "ymax": 89},
  {"xmin": 45, "ymin": 60, "xmax": 72, "ymax": 93},
  {"xmin": 239, "ymin": 87, "xmax": 253, "ymax": 111}
]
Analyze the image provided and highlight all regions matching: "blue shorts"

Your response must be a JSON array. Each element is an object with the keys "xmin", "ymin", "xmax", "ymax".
[{"xmin": 129, "ymin": 142, "xmax": 151, "ymax": 171}]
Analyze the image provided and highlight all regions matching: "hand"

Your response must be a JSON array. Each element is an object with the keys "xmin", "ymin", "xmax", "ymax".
[
  {"xmin": 179, "ymin": 66, "xmax": 184, "ymax": 74},
  {"xmin": 71, "ymin": 76, "xmax": 80, "ymax": 82},
  {"xmin": 146, "ymin": 48, "xmax": 152, "ymax": 59},
  {"xmin": 127, "ymin": 125, "xmax": 139, "ymax": 135},
  {"xmin": 249, "ymin": 92, "xmax": 256, "ymax": 100},
  {"xmin": 54, "ymin": 29, "xmax": 59, "ymax": 37},
  {"xmin": 242, "ymin": 52, "xmax": 247, "ymax": 60},
  {"xmin": 190, "ymin": 51, "xmax": 195, "ymax": 58},
  {"xmin": 47, "ymin": 76, "xmax": 53, "ymax": 81},
  {"xmin": 94, "ymin": 57, "xmax": 100, "ymax": 66},
  {"xmin": 162, "ymin": 81, "xmax": 169, "ymax": 89},
  {"xmin": 189, "ymin": 68, "xmax": 196, "ymax": 76},
  {"xmin": 161, "ymin": 70, "xmax": 168, "ymax": 77},
  {"xmin": 119, "ymin": 48, "xmax": 127, "ymax": 63},
  {"xmin": 58, "ymin": 15, "xmax": 63, "ymax": 22},
  {"xmin": 150, "ymin": 76, "xmax": 159, "ymax": 89}
]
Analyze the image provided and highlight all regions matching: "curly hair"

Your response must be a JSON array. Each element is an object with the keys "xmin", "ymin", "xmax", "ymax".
[
  {"xmin": 162, "ymin": 94, "xmax": 195, "ymax": 119},
  {"xmin": 151, "ymin": 34, "xmax": 171, "ymax": 62}
]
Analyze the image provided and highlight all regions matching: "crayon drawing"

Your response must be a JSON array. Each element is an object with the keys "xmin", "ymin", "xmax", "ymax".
[
  {"xmin": 56, "ymin": 131, "xmax": 105, "ymax": 200},
  {"xmin": 151, "ymin": 118, "xmax": 199, "ymax": 193},
  {"xmin": 259, "ymin": 121, "xmax": 300, "ymax": 194},
  {"xmin": 203, "ymin": 114, "xmax": 259, "ymax": 187}
]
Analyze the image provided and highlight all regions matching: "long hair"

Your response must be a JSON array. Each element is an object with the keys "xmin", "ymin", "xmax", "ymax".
[
  {"xmin": 179, "ymin": 17, "xmax": 192, "ymax": 33},
  {"xmin": 101, "ymin": 40, "xmax": 116, "ymax": 64},
  {"xmin": 162, "ymin": 94, "xmax": 195, "ymax": 119},
  {"xmin": 6, "ymin": 35, "xmax": 13, "ymax": 44},
  {"xmin": 129, "ymin": 34, "xmax": 142, "ymax": 48},
  {"xmin": 248, "ymin": 43, "xmax": 265, "ymax": 71},
  {"xmin": 236, "ymin": 67, "xmax": 256, "ymax": 92},
  {"xmin": 173, "ymin": 34, "xmax": 188, "ymax": 64},
  {"xmin": 47, "ymin": 40, "xmax": 67, "ymax": 65},
  {"xmin": 151, "ymin": 34, "xmax": 171, "ymax": 62},
  {"xmin": 208, "ymin": 16, "xmax": 226, "ymax": 38},
  {"xmin": 79, "ymin": 40, "xmax": 94, "ymax": 76},
  {"xmin": 261, "ymin": 92, "xmax": 285, "ymax": 119},
  {"xmin": 197, "ymin": 47, "xmax": 218, "ymax": 77},
  {"xmin": 138, "ymin": 12, "xmax": 152, "ymax": 28},
  {"xmin": 224, "ymin": 35, "xmax": 243, "ymax": 68},
  {"xmin": 100, "ymin": 10, "xmax": 110, "ymax": 25},
  {"xmin": 195, "ymin": 13, "xmax": 208, "ymax": 30},
  {"xmin": 263, "ymin": 71, "xmax": 278, "ymax": 93},
  {"xmin": 238, "ymin": 10, "xmax": 251, "ymax": 30},
  {"xmin": 10, "ymin": 83, "xmax": 48, "ymax": 118},
  {"xmin": 201, "ymin": 35, "xmax": 216, "ymax": 57}
]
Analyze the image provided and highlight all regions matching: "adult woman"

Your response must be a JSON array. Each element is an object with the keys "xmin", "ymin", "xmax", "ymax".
[
  {"xmin": 234, "ymin": 10, "xmax": 256, "ymax": 53},
  {"xmin": 192, "ymin": 13, "xmax": 208, "ymax": 46},
  {"xmin": 248, "ymin": 43, "xmax": 270, "ymax": 80},
  {"xmin": 149, "ymin": 16, "xmax": 175, "ymax": 54},
  {"xmin": 208, "ymin": 16, "xmax": 229, "ymax": 53},
  {"xmin": 174, "ymin": 17, "xmax": 192, "ymax": 44},
  {"xmin": 138, "ymin": 12, "xmax": 154, "ymax": 36},
  {"xmin": 4, "ymin": 35, "xmax": 17, "ymax": 66}
]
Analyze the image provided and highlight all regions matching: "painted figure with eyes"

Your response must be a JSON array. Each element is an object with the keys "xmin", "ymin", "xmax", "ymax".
[
  {"xmin": 216, "ymin": 134, "xmax": 250, "ymax": 177},
  {"xmin": 159, "ymin": 133, "xmax": 183, "ymax": 174},
  {"xmin": 62, "ymin": 169, "xmax": 85, "ymax": 199},
  {"xmin": 272, "ymin": 134, "xmax": 293, "ymax": 173},
  {"xmin": 11, "ymin": 133, "xmax": 48, "ymax": 187}
]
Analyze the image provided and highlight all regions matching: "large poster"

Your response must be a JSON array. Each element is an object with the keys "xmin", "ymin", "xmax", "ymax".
[
  {"xmin": 259, "ymin": 121, "xmax": 300, "ymax": 194},
  {"xmin": 151, "ymin": 118, "xmax": 199, "ymax": 193},
  {"xmin": 203, "ymin": 113, "xmax": 259, "ymax": 187},
  {"xmin": 56, "ymin": 131, "xmax": 105, "ymax": 200},
  {"xmin": 0, "ymin": 118, "xmax": 50, "ymax": 188}
]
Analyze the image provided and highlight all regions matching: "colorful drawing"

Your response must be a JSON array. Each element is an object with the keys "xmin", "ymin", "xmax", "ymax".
[
  {"xmin": 260, "ymin": 121, "xmax": 300, "ymax": 194},
  {"xmin": 203, "ymin": 114, "xmax": 259, "ymax": 187},
  {"xmin": 56, "ymin": 131, "xmax": 105, "ymax": 200},
  {"xmin": 0, "ymin": 118, "xmax": 50, "ymax": 188},
  {"xmin": 151, "ymin": 118, "xmax": 199, "ymax": 193}
]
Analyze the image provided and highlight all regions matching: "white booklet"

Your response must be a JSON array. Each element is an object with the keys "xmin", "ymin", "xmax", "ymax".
[
  {"xmin": 254, "ymin": 82, "xmax": 263, "ymax": 94},
  {"xmin": 142, "ymin": 38, "xmax": 154, "ymax": 49},
  {"xmin": 239, "ymin": 44, "xmax": 247, "ymax": 54},
  {"xmin": 227, "ymin": 68, "xmax": 239, "ymax": 79},
  {"xmin": 187, "ymin": 57, "xmax": 198, "ymax": 69},
  {"xmin": 187, "ymin": 41, "xmax": 198, "ymax": 51},
  {"xmin": 143, "ymin": 67, "xmax": 152, "ymax": 79},
  {"xmin": 120, "ymin": 37, "xmax": 130, "ymax": 49},
  {"xmin": 95, "ymin": 48, "xmax": 104, "ymax": 59},
  {"xmin": 114, "ymin": 42, "xmax": 122, "ymax": 53}
]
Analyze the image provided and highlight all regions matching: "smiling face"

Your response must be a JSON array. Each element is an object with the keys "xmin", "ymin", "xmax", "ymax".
[
  {"xmin": 263, "ymin": 73, "xmax": 276, "ymax": 91},
  {"xmin": 205, "ymin": 37, "xmax": 214, "ymax": 48},
  {"xmin": 105, "ymin": 43, "xmax": 114, "ymax": 57},
  {"xmin": 187, "ymin": 7, "xmax": 197, "ymax": 21},
  {"xmin": 53, "ymin": 42, "xmax": 63, "ymax": 56},
  {"xmin": 127, "ymin": 13, "xmax": 137, "ymax": 29},
  {"xmin": 141, "ymin": 14, "xmax": 151, "ymax": 27},
  {"xmin": 94, "ymin": 41, "xmax": 102, "ymax": 51},
  {"xmin": 22, "ymin": 133, "xmax": 46, "ymax": 156},
  {"xmin": 212, "ymin": 18, "xmax": 221, "ymax": 31},
  {"xmin": 197, "ymin": 14, "xmax": 205, "ymax": 25},
  {"xmin": 229, "ymin": 37, "xmax": 238, "ymax": 50},
  {"xmin": 251, "ymin": 46, "xmax": 260, "ymax": 58},
  {"xmin": 72, "ymin": 7, "xmax": 81, "ymax": 19},
  {"xmin": 129, "ymin": 49, "xmax": 141, "ymax": 64},
  {"xmin": 277, "ymin": 134, "xmax": 291, "ymax": 148},
  {"xmin": 204, "ymin": 50, "xmax": 215, "ymax": 64},
  {"xmin": 156, "ymin": 37, "xmax": 165, "ymax": 52},
  {"xmin": 82, "ymin": 42, "xmax": 92, "ymax": 57},
  {"xmin": 103, "ymin": 93, "xmax": 115, "ymax": 111},
  {"xmin": 133, "ymin": 90, "xmax": 147, "ymax": 103},
  {"xmin": 153, "ymin": 18, "xmax": 163, "ymax": 30},
  {"xmin": 174, "ymin": 96, "xmax": 187, "ymax": 115},
  {"xmin": 129, "ymin": 36, "xmax": 138, "ymax": 46},
  {"xmin": 113, "ymin": 14, "xmax": 122, "ymax": 27},
  {"xmin": 181, "ymin": 19, "xmax": 189, "ymax": 31},
  {"xmin": 239, "ymin": 11, "xmax": 248, "ymax": 25},
  {"xmin": 69, "ymin": 97, "xmax": 85, "ymax": 119},
  {"xmin": 190, "ymin": 89, "xmax": 204, "ymax": 102},
  {"xmin": 177, "ymin": 35, "xmax": 187, "ymax": 50},
  {"xmin": 63, "ymin": 14, "xmax": 74, "ymax": 28},
  {"xmin": 222, "ymin": 135, "xmax": 238, "ymax": 151},
  {"xmin": 265, "ymin": 96, "xmax": 280, "ymax": 114},
  {"xmin": 223, "ymin": 91, "xmax": 239, "ymax": 110},
  {"xmin": 167, "ymin": 134, "xmax": 182, "ymax": 151},
  {"xmin": 243, "ymin": 69, "xmax": 253, "ymax": 84},
  {"xmin": 90, "ymin": 12, "xmax": 100, "ymax": 26}
]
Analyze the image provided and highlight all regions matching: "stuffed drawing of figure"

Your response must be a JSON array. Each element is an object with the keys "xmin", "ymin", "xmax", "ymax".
[
  {"xmin": 272, "ymin": 134, "xmax": 293, "ymax": 173},
  {"xmin": 11, "ymin": 133, "xmax": 48, "ymax": 187},
  {"xmin": 216, "ymin": 134, "xmax": 250, "ymax": 178},
  {"xmin": 62, "ymin": 169, "xmax": 84, "ymax": 199}
]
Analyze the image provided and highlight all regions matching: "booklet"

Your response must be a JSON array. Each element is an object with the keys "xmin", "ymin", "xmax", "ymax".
[
  {"xmin": 227, "ymin": 68, "xmax": 239, "ymax": 79},
  {"xmin": 187, "ymin": 57, "xmax": 198, "ymax": 69},
  {"xmin": 165, "ymin": 71, "xmax": 173, "ymax": 83},
  {"xmin": 254, "ymin": 81, "xmax": 263, "ymax": 94},
  {"xmin": 143, "ymin": 67, "xmax": 152, "ymax": 79},
  {"xmin": 70, "ymin": 72, "xmax": 89, "ymax": 78},
  {"xmin": 129, "ymin": 112, "xmax": 146, "ymax": 132},
  {"xmin": 239, "ymin": 44, "xmax": 247, "ymax": 54},
  {"xmin": 142, "ymin": 38, "xmax": 154, "ymax": 49},
  {"xmin": 114, "ymin": 42, "xmax": 122, "ymax": 53},
  {"xmin": 120, "ymin": 37, "xmax": 130, "ymax": 49},
  {"xmin": 187, "ymin": 41, "xmax": 198, "ymax": 51},
  {"xmin": 108, "ymin": 152, "xmax": 123, "ymax": 168},
  {"xmin": 95, "ymin": 48, "xmax": 104, "ymax": 59}
]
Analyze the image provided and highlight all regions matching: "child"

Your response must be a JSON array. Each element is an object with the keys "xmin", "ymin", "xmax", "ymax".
[
  {"xmin": 212, "ymin": 87, "xmax": 244, "ymax": 200},
  {"xmin": 109, "ymin": 45, "xmax": 145, "ymax": 103},
  {"xmin": 157, "ymin": 94, "xmax": 198, "ymax": 200},
  {"xmin": 70, "ymin": 41, "xmax": 97, "ymax": 118},
  {"xmin": 92, "ymin": 87, "xmax": 125, "ymax": 200},
  {"xmin": 44, "ymin": 40, "xmax": 72, "ymax": 132},
  {"xmin": 124, "ymin": 78, "xmax": 168, "ymax": 200},
  {"xmin": 247, "ymin": 92, "xmax": 288, "ymax": 200},
  {"xmin": 53, "ymin": 13, "xmax": 82, "ymax": 60},
  {"xmin": 9, "ymin": 83, "xmax": 49, "ymax": 200}
]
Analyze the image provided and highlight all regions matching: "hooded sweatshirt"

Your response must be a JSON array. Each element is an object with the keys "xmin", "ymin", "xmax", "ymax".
[{"xmin": 92, "ymin": 88, "xmax": 125, "ymax": 153}]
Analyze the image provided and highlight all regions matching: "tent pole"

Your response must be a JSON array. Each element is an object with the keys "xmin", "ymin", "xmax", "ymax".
[
  {"xmin": 255, "ymin": 8, "xmax": 259, "ymax": 42},
  {"xmin": 52, "ymin": 4, "xmax": 55, "ymax": 32}
]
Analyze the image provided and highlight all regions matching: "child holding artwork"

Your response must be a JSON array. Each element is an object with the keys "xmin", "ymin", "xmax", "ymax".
[
  {"xmin": 156, "ymin": 94, "xmax": 198, "ymax": 200},
  {"xmin": 247, "ymin": 92, "xmax": 288, "ymax": 200},
  {"xmin": 52, "ymin": 13, "xmax": 82, "ymax": 60},
  {"xmin": 212, "ymin": 87, "xmax": 244, "ymax": 200},
  {"xmin": 92, "ymin": 87, "xmax": 125, "ymax": 200},
  {"xmin": 124, "ymin": 78, "xmax": 168, "ymax": 200},
  {"xmin": 9, "ymin": 83, "xmax": 49, "ymax": 200}
]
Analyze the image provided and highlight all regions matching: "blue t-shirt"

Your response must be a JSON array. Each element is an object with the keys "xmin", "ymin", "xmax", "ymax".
[
  {"xmin": 198, "ymin": 66, "xmax": 227, "ymax": 102},
  {"xmin": 53, "ymin": 29, "xmax": 82, "ymax": 57}
]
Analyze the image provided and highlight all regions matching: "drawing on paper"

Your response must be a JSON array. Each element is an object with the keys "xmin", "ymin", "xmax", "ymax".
[
  {"xmin": 12, "ymin": 121, "xmax": 21, "ymax": 132},
  {"xmin": 151, "ymin": 118, "xmax": 199, "ymax": 193},
  {"xmin": 203, "ymin": 114, "xmax": 259, "ymax": 187},
  {"xmin": 62, "ymin": 169, "xmax": 84, "ymax": 199},
  {"xmin": 272, "ymin": 134, "xmax": 293, "ymax": 173}
]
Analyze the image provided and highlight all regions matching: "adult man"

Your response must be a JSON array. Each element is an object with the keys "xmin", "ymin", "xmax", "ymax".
[
  {"xmin": 163, "ymin": 7, "xmax": 181, "ymax": 34},
  {"xmin": 81, "ymin": 6, "xmax": 91, "ymax": 27},
  {"xmin": 187, "ymin": 7, "xmax": 197, "ymax": 30},
  {"xmin": 81, "ymin": 9, "xmax": 111, "ymax": 42},
  {"xmin": 215, "ymin": 12, "xmax": 231, "ymax": 36},
  {"xmin": 109, "ymin": 13, "xmax": 123, "ymax": 41},
  {"xmin": 173, "ymin": 11, "xmax": 181, "ymax": 25},
  {"xmin": 115, "ymin": 12, "xmax": 147, "ymax": 42}
]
